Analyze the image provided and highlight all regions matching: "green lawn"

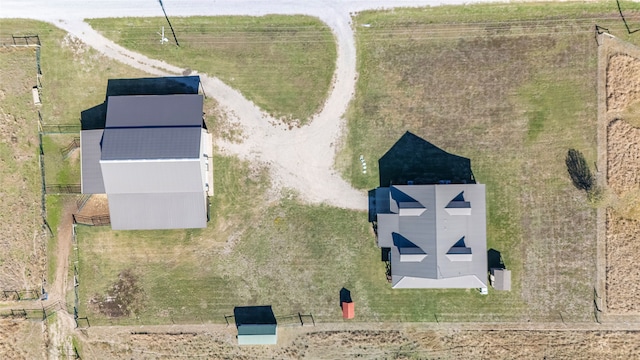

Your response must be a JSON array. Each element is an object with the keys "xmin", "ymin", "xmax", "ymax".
[
  {"xmin": 73, "ymin": 2, "xmax": 640, "ymax": 324},
  {"xmin": 87, "ymin": 15, "xmax": 337, "ymax": 125},
  {"xmin": 42, "ymin": 134, "xmax": 80, "ymax": 186},
  {"xmin": 1, "ymin": 19, "xmax": 152, "ymax": 288},
  {"xmin": 336, "ymin": 2, "xmax": 640, "ymax": 322},
  {"xmin": 1, "ymin": 20, "xmax": 150, "ymax": 126},
  {"xmin": 77, "ymin": 153, "xmax": 526, "ymax": 325}
]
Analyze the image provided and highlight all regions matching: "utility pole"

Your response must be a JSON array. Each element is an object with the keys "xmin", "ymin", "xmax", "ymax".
[{"xmin": 158, "ymin": 0, "xmax": 180, "ymax": 46}]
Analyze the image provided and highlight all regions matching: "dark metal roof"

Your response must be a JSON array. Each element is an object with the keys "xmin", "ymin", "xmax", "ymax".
[
  {"xmin": 105, "ymin": 94, "xmax": 203, "ymax": 128},
  {"xmin": 234, "ymin": 306, "xmax": 277, "ymax": 327},
  {"xmin": 101, "ymin": 94, "xmax": 203, "ymax": 160},
  {"xmin": 101, "ymin": 127, "xmax": 201, "ymax": 160},
  {"xmin": 80, "ymin": 129, "xmax": 106, "ymax": 194}
]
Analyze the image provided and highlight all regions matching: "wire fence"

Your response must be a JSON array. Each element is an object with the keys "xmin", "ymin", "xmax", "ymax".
[
  {"xmin": 61, "ymin": 137, "xmax": 80, "ymax": 158},
  {"xmin": 0, "ymin": 289, "xmax": 41, "ymax": 301},
  {"xmin": 76, "ymin": 194, "xmax": 92, "ymax": 212},
  {"xmin": 72, "ymin": 214, "xmax": 110, "ymax": 226},
  {"xmin": 45, "ymin": 184, "xmax": 82, "ymax": 194},
  {"xmin": 0, "ymin": 301, "xmax": 63, "ymax": 321}
]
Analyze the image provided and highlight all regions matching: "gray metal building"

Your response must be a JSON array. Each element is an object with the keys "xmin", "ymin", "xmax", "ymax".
[
  {"xmin": 81, "ymin": 80, "xmax": 213, "ymax": 230},
  {"xmin": 375, "ymin": 184, "xmax": 488, "ymax": 290}
]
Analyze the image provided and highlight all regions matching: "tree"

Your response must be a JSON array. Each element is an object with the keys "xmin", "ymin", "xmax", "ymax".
[{"xmin": 566, "ymin": 149, "xmax": 594, "ymax": 192}]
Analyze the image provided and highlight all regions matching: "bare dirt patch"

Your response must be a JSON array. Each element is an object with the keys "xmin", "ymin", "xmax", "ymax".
[
  {"xmin": 76, "ymin": 194, "xmax": 109, "ymax": 217},
  {"xmin": 605, "ymin": 53, "xmax": 640, "ymax": 313},
  {"xmin": 89, "ymin": 269, "xmax": 145, "ymax": 318}
]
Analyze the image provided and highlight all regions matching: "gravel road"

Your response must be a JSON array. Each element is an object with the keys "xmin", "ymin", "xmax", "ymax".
[{"xmin": 1, "ymin": 0, "xmax": 478, "ymax": 210}]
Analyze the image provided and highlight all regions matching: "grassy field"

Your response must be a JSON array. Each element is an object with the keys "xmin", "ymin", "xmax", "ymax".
[
  {"xmin": 0, "ymin": 19, "xmax": 152, "ymax": 283},
  {"xmin": 72, "ymin": 2, "xmax": 640, "ymax": 325},
  {"xmin": 77, "ymin": 153, "xmax": 529, "ymax": 325},
  {"xmin": 1, "ymin": 20, "xmax": 150, "ymax": 127},
  {"xmin": 42, "ymin": 134, "xmax": 80, "ymax": 186},
  {"xmin": 336, "ymin": 2, "xmax": 640, "ymax": 322},
  {"xmin": 87, "ymin": 15, "xmax": 337, "ymax": 125},
  {"xmin": 0, "ymin": 47, "xmax": 46, "ymax": 291}
]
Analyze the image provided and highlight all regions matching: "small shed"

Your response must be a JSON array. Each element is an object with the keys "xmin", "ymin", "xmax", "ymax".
[
  {"xmin": 342, "ymin": 301, "xmax": 355, "ymax": 319},
  {"xmin": 234, "ymin": 305, "xmax": 277, "ymax": 345},
  {"xmin": 490, "ymin": 268, "xmax": 511, "ymax": 291}
]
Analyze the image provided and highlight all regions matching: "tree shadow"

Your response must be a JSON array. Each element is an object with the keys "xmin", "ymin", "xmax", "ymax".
[{"xmin": 378, "ymin": 131, "xmax": 475, "ymax": 187}]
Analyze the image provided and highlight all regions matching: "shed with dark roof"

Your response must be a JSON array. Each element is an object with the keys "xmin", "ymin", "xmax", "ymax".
[{"xmin": 234, "ymin": 306, "xmax": 278, "ymax": 345}]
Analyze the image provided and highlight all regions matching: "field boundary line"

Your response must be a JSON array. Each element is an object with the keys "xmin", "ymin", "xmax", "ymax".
[
  {"xmin": 595, "ymin": 31, "xmax": 608, "ymax": 318},
  {"xmin": 596, "ymin": 33, "xmax": 640, "ymax": 317}
]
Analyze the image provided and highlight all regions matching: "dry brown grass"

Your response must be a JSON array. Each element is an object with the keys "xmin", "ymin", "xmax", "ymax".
[
  {"xmin": 76, "ymin": 327, "xmax": 640, "ymax": 359},
  {"xmin": 606, "ymin": 209, "xmax": 640, "ymax": 313},
  {"xmin": 605, "ymin": 53, "xmax": 640, "ymax": 313},
  {"xmin": 0, "ymin": 319, "xmax": 46, "ymax": 359},
  {"xmin": 0, "ymin": 47, "xmax": 47, "ymax": 292},
  {"xmin": 607, "ymin": 119, "xmax": 640, "ymax": 194},
  {"xmin": 607, "ymin": 54, "xmax": 640, "ymax": 113}
]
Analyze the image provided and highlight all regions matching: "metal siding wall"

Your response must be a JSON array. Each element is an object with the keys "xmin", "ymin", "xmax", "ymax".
[
  {"xmin": 108, "ymin": 192, "xmax": 206, "ymax": 230},
  {"xmin": 101, "ymin": 159, "xmax": 204, "ymax": 194}
]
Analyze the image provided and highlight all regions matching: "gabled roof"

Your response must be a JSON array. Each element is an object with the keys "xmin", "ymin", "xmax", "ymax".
[{"xmin": 377, "ymin": 184, "xmax": 487, "ymax": 289}]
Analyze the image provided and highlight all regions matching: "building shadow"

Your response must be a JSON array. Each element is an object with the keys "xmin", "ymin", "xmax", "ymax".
[
  {"xmin": 339, "ymin": 288, "xmax": 352, "ymax": 307},
  {"xmin": 368, "ymin": 189, "xmax": 377, "ymax": 222},
  {"xmin": 378, "ymin": 131, "xmax": 475, "ymax": 187},
  {"xmin": 80, "ymin": 103, "xmax": 107, "ymax": 130},
  {"xmin": 380, "ymin": 247, "xmax": 390, "ymax": 262},
  {"xmin": 487, "ymin": 248, "xmax": 505, "ymax": 272},
  {"xmin": 80, "ymin": 76, "xmax": 201, "ymax": 131}
]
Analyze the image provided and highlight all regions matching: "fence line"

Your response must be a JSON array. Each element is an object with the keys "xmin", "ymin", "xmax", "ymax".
[
  {"xmin": 1, "ymin": 289, "xmax": 40, "ymax": 301},
  {"xmin": 61, "ymin": 137, "xmax": 80, "ymax": 158},
  {"xmin": 72, "ymin": 214, "xmax": 110, "ymax": 226},
  {"xmin": 76, "ymin": 194, "xmax": 92, "ymax": 212},
  {"xmin": 45, "ymin": 184, "xmax": 81, "ymax": 194},
  {"xmin": 40, "ymin": 124, "xmax": 81, "ymax": 134}
]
